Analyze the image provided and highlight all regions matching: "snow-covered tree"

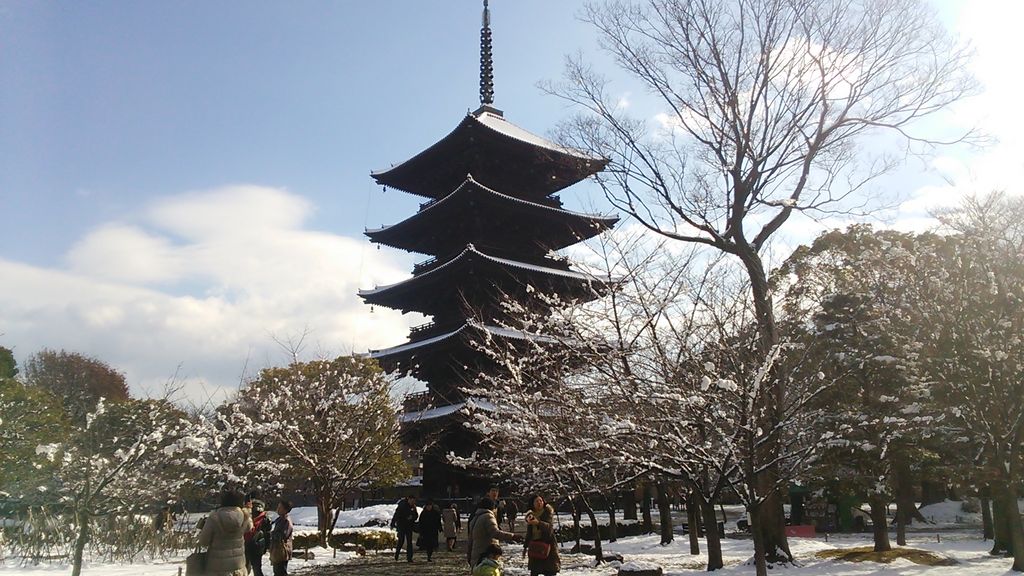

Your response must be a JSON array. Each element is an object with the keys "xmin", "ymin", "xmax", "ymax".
[
  {"xmin": 227, "ymin": 356, "xmax": 406, "ymax": 547},
  {"xmin": 549, "ymin": 0, "xmax": 975, "ymax": 569},
  {"xmin": 34, "ymin": 397, "xmax": 204, "ymax": 576},
  {"xmin": 921, "ymin": 194, "xmax": 1024, "ymax": 570},
  {"xmin": 775, "ymin": 225, "xmax": 953, "ymax": 549}
]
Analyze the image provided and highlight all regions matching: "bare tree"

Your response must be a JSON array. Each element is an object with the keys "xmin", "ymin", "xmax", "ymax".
[{"xmin": 548, "ymin": 0, "xmax": 975, "ymax": 569}]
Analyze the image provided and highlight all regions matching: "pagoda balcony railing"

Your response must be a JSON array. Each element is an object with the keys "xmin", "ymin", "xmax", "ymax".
[
  {"xmin": 413, "ymin": 256, "xmax": 440, "ymax": 275},
  {"xmin": 409, "ymin": 321, "xmax": 437, "ymax": 338},
  {"xmin": 402, "ymin": 390, "xmax": 434, "ymax": 413}
]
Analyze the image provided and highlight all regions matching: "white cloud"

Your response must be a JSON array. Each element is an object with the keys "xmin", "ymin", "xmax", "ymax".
[{"xmin": 0, "ymin": 185, "xmax": 418, "ymax": 402}]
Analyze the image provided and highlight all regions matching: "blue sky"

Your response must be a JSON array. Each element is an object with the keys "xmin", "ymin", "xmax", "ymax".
[{"xmin": 1, "ymin": 0, "xmax": 1021, "ymax": 401}]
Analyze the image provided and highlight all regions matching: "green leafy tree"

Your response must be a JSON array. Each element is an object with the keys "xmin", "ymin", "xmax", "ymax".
[
  {"xmin": 0, "ymin": 379, "xmax": 68, "ymax": 501},
  {"xmin": 23, "ymin": 350, "xmax": 130, "ymax": 423},
  {"xmin": 0, "ymin": 346, "xmax": 18, "ymax": 380}
]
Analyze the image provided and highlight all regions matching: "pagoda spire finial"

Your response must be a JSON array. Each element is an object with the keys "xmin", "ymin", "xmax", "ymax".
[{"xmin": 479, "ymin": 0, "xmax": 494, "ymax": 106}]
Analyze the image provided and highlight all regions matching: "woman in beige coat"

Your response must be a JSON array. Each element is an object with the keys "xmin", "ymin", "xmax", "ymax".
[
  {"xmin": 469, "ymin": 498, "xmax": 518, "ymax": 568},
  {"xmin": 198, "ymin": 491, "xmax": 253, "ymax": 576}
]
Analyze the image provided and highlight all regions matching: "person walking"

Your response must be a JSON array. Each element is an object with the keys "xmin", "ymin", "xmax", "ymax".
[
  {"xmin": 469, "ymin": 498, "xmax": 518, "ymax": 568},
  {"xmin": 505, "ymin": 499, "xmax": 519, "ymax": 532},
  {"xmin": 416, "ymin": 499, "xmax": 443, "ymax": 561},
  {"xmin": 523, "ymin": 494, "xmax": 560, "ymax": 576},
  {"xmin": 244, "ymin": 498, "xmax": 271, "ymax": 576},
  {"xmin": 390, "ymin": 495, "xmax": 418, "ymax": 562},
  {"xmin": 268, "ymin": 500, "xmax": 293, "ymax": 576},
  {"xmin": 198, "ymin": 490, "xmax": 253, "ymax": 576},
  {"xmin": 442, "ymin": 502, "xmax": 461, "ymax": 552}
]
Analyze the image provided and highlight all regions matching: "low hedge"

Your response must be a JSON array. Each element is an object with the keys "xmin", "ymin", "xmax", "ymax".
[
  {"xmin": 291, "ymin": 529, "xmax": 397, "ymax": 551},
  {"xmin": 555, "ymin": 520, "xmax": 649, "ymax": 542}
]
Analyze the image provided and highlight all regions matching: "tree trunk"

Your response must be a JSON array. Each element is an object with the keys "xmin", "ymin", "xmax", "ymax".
[
  {"xmin": 755, "ymin": 492, "xmax": 792, "ymax": 564},
  {"xmin": 749, "ymin": 504, "xmax": 768, "ymax": 576},
  {"xmin": 607, "ymin": 499, "xmax": 618, "ymax": 543},
  {"xmin": 992, "ymin": 481, "xmax": 1012, "ymax": 556},
  {"xmin": 569, "ymin": 498, "xmax": 582, "ymax": 552},
  {"xmin": 641, "ymin": 483, "xmax": 654, "ymax": 534},
  {"xmin": 894, "ymin": 458, "xmax": 914, "ymax": 546},
  {"xmin": 686, "ymin": 491, "xmax": 701, "ymax": 555},
  {"xmin": 622, "ymin": 488, "xmax": 638, "ymax": 521},
  {"xmin": 582, "ymin": 499, "xmax": 604, "ymax": 563},
  {"xmin": 657, "ymin": 482, "xmax": 673, "ymax": 545},
  {"xmin": 981, "ymin": 496, "xmax": 994, "ymax": 541},
  {"xmin": 316, "ymin": 493, "xmax": 332, "ymax": 548},
  {"xmin": 868, "ymin": 495, "xmax": 892, "ymax": 552},
  {"xmin": 71, "ymin": 509, "xmax": 89, "ymax": 576},
  {"xmin": 994, "ymin": 480, "xmax": 1024, "ymax": 570},
  {"xmin": 738, "ymin": 249, "xmax": 791, "ymax": 567},
  {"xmin": 701, "ymin": 497, "xmax": 723, "ymax": 571},
  {"xmin": 921, "ymin": 480, "xmax": 946, "ymax": 506}
]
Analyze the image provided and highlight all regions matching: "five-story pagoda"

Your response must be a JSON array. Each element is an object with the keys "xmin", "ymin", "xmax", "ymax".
[{"xmin": 361, "ymin": 1, "xmax": 618, "ymax": 498}]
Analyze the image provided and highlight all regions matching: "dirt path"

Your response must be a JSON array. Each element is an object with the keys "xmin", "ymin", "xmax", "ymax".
[{"xmin": 297, "ymin": 543, "xmax": 474, "ymax": 576}]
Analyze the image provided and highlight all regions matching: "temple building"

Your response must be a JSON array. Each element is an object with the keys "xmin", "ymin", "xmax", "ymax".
[{"xmin": 360, "ymin": 1, "xmax": 618, "ymax": 498}]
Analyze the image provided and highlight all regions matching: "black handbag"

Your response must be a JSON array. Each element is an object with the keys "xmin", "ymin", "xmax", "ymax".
[{"xmin": 184, "ymin": 549, "xmax": 207, "ymax": 576}]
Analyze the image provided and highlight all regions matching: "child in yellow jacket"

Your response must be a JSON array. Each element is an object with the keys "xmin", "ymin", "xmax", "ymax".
[{"xmin": 473, "ymin": 543, "xmax": 503, "ymax": 576}]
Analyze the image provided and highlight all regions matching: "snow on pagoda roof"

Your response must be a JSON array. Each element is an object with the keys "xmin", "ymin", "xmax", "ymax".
[
  {"xmin": 472, "ymin": 109, "xmax": 604, "ymax": 161},
  {"xmin": 358, "ymin": 243, "xmax": 609, "ymax": 298},
  {"xmin": 364, "ymin": 175, "xmax": 617, "ymax": 236},
  {"xmin": 398, "ymin": 398, "xmax": 498, "ymax": 423},
  {"xmin": 369, "ymin": 321, "xmax": 560, "ymax": 360},
  {"xmin": 370, "ymin": 110, "xmax": 602, "ymax": 183}
]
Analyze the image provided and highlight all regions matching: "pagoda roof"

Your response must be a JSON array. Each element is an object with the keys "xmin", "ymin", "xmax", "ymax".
[
  {"xmin": 398, "ymin": 398, "xmax": 497, "ymax": 424},
  {"xmin": 371, "ymin": 109, "xmax": 608, "ymax": 200},
  {"xmin": 369, "ymin": 321, "xmax": 560, "ymax": 363},
  {"xmin": 366, "ymin": 176, "xmax": 618, "ymax": 255},
  {"xmin": 359, "ymin": 244, "xmax": 612, "ymax": 314}
]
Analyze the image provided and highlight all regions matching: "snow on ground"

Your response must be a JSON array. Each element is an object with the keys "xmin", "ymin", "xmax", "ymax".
[
  {"xmin": 0, "ymin": 548, "xmax": 356, "ymax": 576},
  {"xmin": 4, "ymin": 502, "xmax": 1023, "ymax": 575},
  {"xmin": 290, "ymin": 503, "xmax": 397, "ymax": 530},
  {"xmin": 498, "ymin": 531, "xmax": 1016, "ymax": 576}
]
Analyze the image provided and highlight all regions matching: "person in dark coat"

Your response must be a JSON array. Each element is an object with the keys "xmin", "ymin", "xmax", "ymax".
[
  {"xmin": 524, "ymin": 494, "xmax": 560, "ymax": 576},
  {"xmin": 390, "ymin": 495, "xmax": 418, "ymax": 562},
  {"xmin": 268, "ymin": 500, "xmax": 293, "ymax": 576},
  {"xmin": 416, "ymin": 499, "xmax": 443, "ymax": 561},
  {"xmin": 505, "ymin": 499, "xmax": 519, "ymax": 532}
]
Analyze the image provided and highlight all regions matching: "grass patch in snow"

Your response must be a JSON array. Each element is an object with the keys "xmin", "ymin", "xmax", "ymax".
[{"xmin": 816, "ymin": 546, "xmax": 957, "ymax": 566}]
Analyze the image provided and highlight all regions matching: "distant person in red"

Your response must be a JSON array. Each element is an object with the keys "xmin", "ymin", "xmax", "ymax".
[{"xmin": 244, "ymin": 495, "xmax": 271, "ymax": 576}]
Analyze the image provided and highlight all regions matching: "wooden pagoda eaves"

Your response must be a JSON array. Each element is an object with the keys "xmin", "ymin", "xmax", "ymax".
[
  {"xmin": 371, "ymin": 108, "xmax": 608, "ymax": 200},
  {"xmin": 358, "ymin": 243, "xmax": 615, "ymax": 314},
  {"xmin": 365, "ymin": 176, "xmax": 619, "ymax": 255}
]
